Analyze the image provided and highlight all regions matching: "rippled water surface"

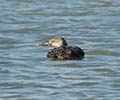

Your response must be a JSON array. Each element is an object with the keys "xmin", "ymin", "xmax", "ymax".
[{"xmin": 0, "ymin": 0, "xmax": 120, "ymax": 100}]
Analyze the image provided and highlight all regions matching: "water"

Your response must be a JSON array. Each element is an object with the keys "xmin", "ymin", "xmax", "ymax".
[{"xmin": 0, "ymin": 0, "xmax": 120, "ymax": 100}]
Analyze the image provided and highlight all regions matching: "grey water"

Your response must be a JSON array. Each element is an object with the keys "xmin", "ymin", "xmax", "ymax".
[{"xmin": 0, "ymin": 0, "xmax": 120, "ymax": 100}]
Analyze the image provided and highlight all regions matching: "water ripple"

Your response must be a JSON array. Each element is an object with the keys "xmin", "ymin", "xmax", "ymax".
[{"xmin": 0, "ymin": 0, "xmax": 120, "ymax": 100}]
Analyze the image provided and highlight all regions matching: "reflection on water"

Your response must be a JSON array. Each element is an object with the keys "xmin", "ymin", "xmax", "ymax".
[{"xmin": 0, "ymin": 0, "xmax": 120, "ymax": 99}]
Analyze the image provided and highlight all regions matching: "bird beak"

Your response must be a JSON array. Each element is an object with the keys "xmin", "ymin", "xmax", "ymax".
[{"xmin": 39, "ymin": 41, "xmax": 50, "ymax": 46}]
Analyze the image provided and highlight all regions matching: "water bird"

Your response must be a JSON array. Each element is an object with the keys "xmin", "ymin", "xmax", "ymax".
[{"xmin": 41, "ymin": 36, "xmax": 85, "ymax": 60}]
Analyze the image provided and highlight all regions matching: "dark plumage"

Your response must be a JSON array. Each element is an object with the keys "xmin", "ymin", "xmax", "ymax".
[{"xmin": 47, "ymin": 46, "xmax": 85, "ymax": 60}]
